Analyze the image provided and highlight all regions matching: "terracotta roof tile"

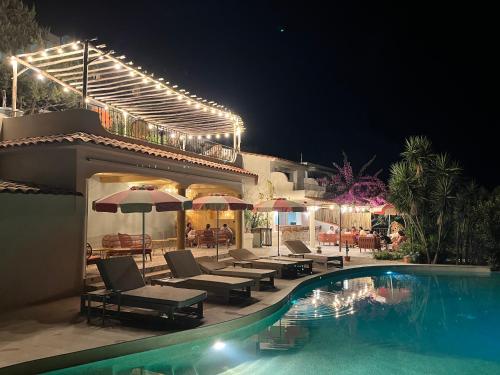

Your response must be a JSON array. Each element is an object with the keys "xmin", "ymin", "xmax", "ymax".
[
  {"xmin": 0, "ymin": 132, "xmax": 257, "ymax": 179},
  {"xmin": 0, "ymin": 180, "xmax": 80, "ymax": 195}
]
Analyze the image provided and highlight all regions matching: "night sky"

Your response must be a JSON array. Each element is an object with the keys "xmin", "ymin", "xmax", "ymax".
[{"xmin": 29, "ymin": 1, "xmax": 499, "ymax": 187}]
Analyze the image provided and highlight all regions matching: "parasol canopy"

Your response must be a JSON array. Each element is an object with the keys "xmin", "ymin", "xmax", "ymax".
[
  {"xmin": 192, "ymin": 193, "xmax": 253, "ymax": 211},
  {"xmin": 371, "ymin": 203, "xmax": 398, "ymax": 216},
  {"xmin": 93, "ymin": 185, "xmax": 192, "ymax": 213},
  {"xmin": 254, "ymin": 198, "xmax": 307, "ymax": 213}
]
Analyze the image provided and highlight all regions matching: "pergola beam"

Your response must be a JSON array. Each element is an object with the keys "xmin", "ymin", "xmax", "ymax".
[{"xmin": 12, "ymin": 40, "xmax": 243, "ymax": 136}]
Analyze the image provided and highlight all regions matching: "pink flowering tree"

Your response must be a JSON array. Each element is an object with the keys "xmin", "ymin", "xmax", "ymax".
[{"xmin": 317, "ymin": 153, "xmax": 387, "ymax": 206}]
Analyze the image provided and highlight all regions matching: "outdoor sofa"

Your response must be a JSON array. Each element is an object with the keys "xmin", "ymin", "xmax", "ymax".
[
  {"xmin": 229, "ymin": 248, "xmax": 301, "ymax": 278},
  {"xmin": 198, "ymin": 259, "xmax": 277, "ymax": 290},
  {"xmin": 101, "ymin": 233, "xmax": 153, "ymax": 259},
  {"xmin": 284, "ymin": 240, "xmax": 344, "ymax": 270},
  {"xmin": 87, "ymin": 256, "xmax": 206, "ymax": 321},
  {"xmin": 161, "ymin": 250, "xmax": 255, "ymax": 302},
  {"xmin": 318, "ymin": 233, "xmax": 338, "ymax": 245}
]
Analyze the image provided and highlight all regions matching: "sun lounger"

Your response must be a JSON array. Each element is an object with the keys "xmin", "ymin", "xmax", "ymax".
[
  {"xmin": 163, "ymin": 250, "xmax": 255, "ymax": 302},
  {"xmin": 198, "ymin": 259, "xmax": 277, "ymax": 290},
  {"xmin": 229, "ymin": 248, "xmax": 300, "ymax": 278},
  {"xmin": 92, "ymin": 256, "xmax": 206, "ymax": 320},
  {"xmin": 284, "ymin": 240, "xmax": 343, "ymax": 269}
]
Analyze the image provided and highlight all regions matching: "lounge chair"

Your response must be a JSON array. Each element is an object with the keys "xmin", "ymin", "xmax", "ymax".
[
  {"xmin": 91, "ymin": 256, "xmax": 206, "ymax": 320},
  {"xmin": 162, "ymin": 250, "xmax": 255, "ymax": 302},
  {"xmin": 284, "ymin": 240, "xmax": 343, "ymax": 270},
  {"xmin": 198, "ymin": 259, "xmax": 277, "ymax": 290},
  {"xmin": 229, "ymin": 248, "xmax": 301, "ymax": 278}
]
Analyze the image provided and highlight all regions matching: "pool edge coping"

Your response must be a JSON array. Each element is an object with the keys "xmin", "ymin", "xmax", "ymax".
[{"xmin": 1, "ymin": 264, "xmax": 492, "ymax": 374}]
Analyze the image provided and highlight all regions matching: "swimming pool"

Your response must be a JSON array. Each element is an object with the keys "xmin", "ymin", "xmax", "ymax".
[{"xmin": 48, "ymin": 268, "xmax": 500, "ymax": 374}]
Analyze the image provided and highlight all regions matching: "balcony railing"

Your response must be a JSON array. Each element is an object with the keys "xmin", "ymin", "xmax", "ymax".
[{"xmin": 90, "ymin": 105, "xmax": 238, "ymax": 163}]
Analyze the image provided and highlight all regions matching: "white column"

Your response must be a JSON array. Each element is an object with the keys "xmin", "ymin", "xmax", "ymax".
[
  {"xmin": 309, "ymin": 207, "xmax": 316, "ymax": 248},
  {"xmin": 11, "ymin": 58, "xmax": 17, "ymax": 116}
]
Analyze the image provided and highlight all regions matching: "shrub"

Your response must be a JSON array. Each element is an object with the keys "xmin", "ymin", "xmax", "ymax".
[{"xmin": 373, "ymin": 251, "xmax": 404, "ymax": 260}]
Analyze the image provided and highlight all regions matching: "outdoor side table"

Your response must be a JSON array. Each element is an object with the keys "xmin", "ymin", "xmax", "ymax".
[
  {"xmin": 83, "ymin": 289, "xmax": 120, "ymax": 326},
  {"xmin": 92, "ymin": 247, "xmax": 113, "ymax": 258}
]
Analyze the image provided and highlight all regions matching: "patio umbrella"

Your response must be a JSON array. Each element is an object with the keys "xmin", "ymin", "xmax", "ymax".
[
  {"xmin": 254, "ymin": 198, "xmax": 307, "ymax": 256},
  {"xmin": 93, "ymin": 185, "xmax": 192, "ymax": 278},
  {"xmin": 192, "ymin": 194, "xmax": 253, "ymax": 260},
  {"xmin": 372, "ymin": 203, "xmax": 399, "ymax": 235}
]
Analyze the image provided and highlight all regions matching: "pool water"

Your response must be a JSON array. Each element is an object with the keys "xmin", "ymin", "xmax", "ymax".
[{"xmin": 49, "ymin": 269, "xmax": 500, "ymax": 374}]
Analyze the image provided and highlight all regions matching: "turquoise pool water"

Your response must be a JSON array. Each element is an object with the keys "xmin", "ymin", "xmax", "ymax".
[{"xmin": 50, "ymin": 269, "xmax": 500, "ymax": 374}]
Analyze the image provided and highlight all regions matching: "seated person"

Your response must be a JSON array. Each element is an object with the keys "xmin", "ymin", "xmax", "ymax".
[
  {"xmin": 327, "ymin": 225, "xmax": 336, "ymax": 234},
  {"xmin": 187, "ymin": 225, "xmax": 197, "ymax": 244},
  {"xmin": 220, "ymin": 223, "xmax": 234, "ymax": 242},
  {"xmin": 366, "ymin": 230, "xmax": 375, "ymax": 237},
  {"xmin": 359, "ymin": 227, "xmax": 367, "ymax": 236},
  {"xmin": 203, "ymin": 224, "xmax": 215, "ymax": 248},
  {"xmin": 392, "ymin": 230, "xmax": 407, "ymax": 251}
]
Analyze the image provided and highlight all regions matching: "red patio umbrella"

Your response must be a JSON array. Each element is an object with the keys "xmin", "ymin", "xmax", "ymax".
[
  {"xmin": 254, "ymin": 198, "xmax": 307, "ymax": 255},
  {"xmin": 192, "ymin": 194, "xmax": 253, "ymax": 260},
  {"xmin": 93, "ymin": 185, "xmax": 192, "ymax": 278}
]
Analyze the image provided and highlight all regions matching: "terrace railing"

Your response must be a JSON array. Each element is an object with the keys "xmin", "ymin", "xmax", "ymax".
[{"xmin": 90, "ymin": 105, "xmax": 238, "ymax": 163}]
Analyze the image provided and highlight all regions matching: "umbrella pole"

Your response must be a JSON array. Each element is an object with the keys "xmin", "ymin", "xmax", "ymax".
[
  {"xmin": 339, "ymin": 204, "xmax": 342, "ymax": 252},
  {"xmin": 142, "ymin": 211, "xmax": 146, "ymax": 280},
  {"xmin": 277, "ymin": 212, "xmax": 280, "ymax": 256},
  {"xmin": 216, "ymin": 209, "xmax": 219, "ymax": 261},
  {"xmin": 387, "ymin": 214, "xmax": 391, "ymax": 237}
]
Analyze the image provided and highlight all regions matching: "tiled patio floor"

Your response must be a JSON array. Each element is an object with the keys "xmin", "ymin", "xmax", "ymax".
[{"xmin": 0, "ymin": 246, "xmax": 388, "ymax": 370}]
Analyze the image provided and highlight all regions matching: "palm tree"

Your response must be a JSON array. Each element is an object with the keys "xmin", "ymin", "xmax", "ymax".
[{"xmin": 389, "ymin": 136, "xmax": 461, "ymax": 263}]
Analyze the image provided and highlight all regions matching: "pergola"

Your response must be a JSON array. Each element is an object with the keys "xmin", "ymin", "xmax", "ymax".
[{"xmin": 10, "ymin": 40, "xmax": 243, "ymax": 149}]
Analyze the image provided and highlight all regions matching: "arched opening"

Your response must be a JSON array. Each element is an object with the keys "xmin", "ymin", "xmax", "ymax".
[{"xmin": 85, "ymin": 172, "xmax": 180, "ymax": 282}]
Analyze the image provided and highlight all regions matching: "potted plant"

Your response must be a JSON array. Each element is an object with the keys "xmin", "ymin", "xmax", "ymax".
[{"xmin": 316, "ymin": 246, "xmax": 322, "ymax": 254}]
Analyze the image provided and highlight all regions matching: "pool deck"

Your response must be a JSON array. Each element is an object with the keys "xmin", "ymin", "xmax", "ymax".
[{"xmin": 0, "ymin": 246, "xmax": 490, "ymax": 373}]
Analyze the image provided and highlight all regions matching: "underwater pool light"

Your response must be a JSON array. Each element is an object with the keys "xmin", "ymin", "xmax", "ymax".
[
  {"xmin": 213, "ymin": 341, "xmax": 226, "ymax": 350},
  {"xmin": 386, "ymin": 271, "xmax": 393, "ymax": 275}
]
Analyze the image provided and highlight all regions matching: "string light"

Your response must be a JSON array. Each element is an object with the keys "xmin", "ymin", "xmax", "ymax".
[{"xmin": 16, "ymin": 40, "xmax": 244, "ymax": 138}]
